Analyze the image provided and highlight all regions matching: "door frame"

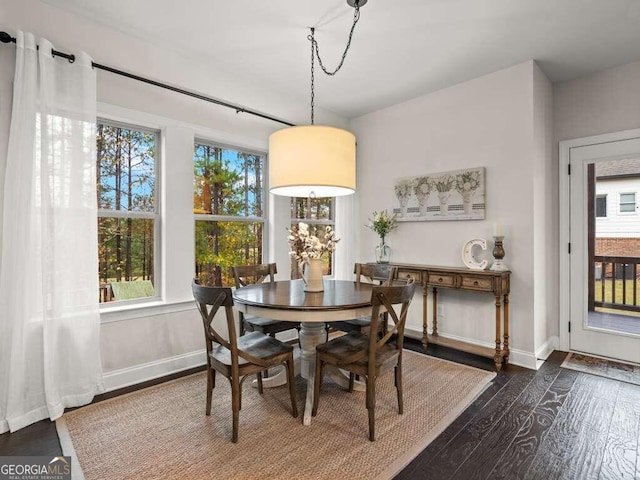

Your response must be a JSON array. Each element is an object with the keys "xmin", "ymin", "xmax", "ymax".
[{"xmin": 559, "ymin": 127, "xmax": 640, "ymax": 352}]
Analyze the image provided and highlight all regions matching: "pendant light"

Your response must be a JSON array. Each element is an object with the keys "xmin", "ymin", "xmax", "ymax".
[{"xmin": 269, "ymin": 0, "xmax": 366, "ymax": 197}]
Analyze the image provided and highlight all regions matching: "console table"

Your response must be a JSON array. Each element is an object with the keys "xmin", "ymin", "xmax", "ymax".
[{"xmin": 389, "ymin": 263, "xmax": 511, "ymax": 370}]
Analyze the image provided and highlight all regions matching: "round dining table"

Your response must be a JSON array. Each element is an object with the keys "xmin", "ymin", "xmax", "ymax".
[{"xmin": 233, "ymin": 278, "xmax": 374, "ymax": 425}]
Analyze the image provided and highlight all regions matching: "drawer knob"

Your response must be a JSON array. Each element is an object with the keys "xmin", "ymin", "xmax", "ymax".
[
  {"xmin": 438, "ymin": 277, "xmax": 443, "ymax": 282},
  {"xmin": 473, "ymin": 281, "xmax": 479, "ymax": 286}
]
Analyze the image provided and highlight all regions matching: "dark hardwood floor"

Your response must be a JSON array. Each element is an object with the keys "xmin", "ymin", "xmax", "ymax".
[{"xmin": 2, "ymin": 341, "xmax": 639, "ymax": 479}]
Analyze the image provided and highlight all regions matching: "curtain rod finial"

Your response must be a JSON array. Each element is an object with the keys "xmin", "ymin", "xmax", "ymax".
[{"xmin": 0, "ymin": 32, "xmax": 16, "ymax": 44}]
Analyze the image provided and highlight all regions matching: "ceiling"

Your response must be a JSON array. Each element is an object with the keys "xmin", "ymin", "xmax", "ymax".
[{"xmin": 41, "ymin": 0, "xmax": 640, "ymax": 119}]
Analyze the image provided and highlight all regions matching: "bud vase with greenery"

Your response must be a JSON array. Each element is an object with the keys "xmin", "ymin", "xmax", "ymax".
[{"xmin": 367, "ymin": 210, "xmax": 397, "ymax": 264}]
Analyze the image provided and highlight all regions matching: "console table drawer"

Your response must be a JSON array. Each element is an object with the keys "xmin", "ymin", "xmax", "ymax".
[
  {"xmin": 397, "ymin": 269, "xmax": 422, "ymax": 283},
  {"xmin": 427, "ymin": 273, "xmax": 455, "ymax": 287},
  {"xmin": 460, "ymin": 275, "xmax": 493, "ymax": 291}
]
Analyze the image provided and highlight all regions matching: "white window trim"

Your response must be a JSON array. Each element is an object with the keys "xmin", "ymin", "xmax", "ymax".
[
  {"xmin": 595, "ymin": 194, "xmax": 608, "ymax": 219},
  {"xmin": 618, "ymin": 191, "xmax": 637, "ymax": 215},
  {"xmin": 96, "ymin": 102, "xmax": 280, "ymax": 322},
  {"xmin": 193, "ymin": 139, "xmax": 269, "ymax": 284},
  {"xmin": 97, "ymin": 117, "xmax": 162, "ymax": 307}
]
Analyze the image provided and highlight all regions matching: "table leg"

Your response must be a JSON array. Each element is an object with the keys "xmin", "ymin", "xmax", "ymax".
[
  {"xmin": 254, "ymin": 322, "xmax": 365, "ymax": 425},
  {"xmin": 494, "ymin": 295, "xmax": 503, "ymax": 371},
  {"xmin": 299, "ymin": 322, "xmax": 328, "ymax": 425},
  {"xmin": 503, "ymin": 293, "xmax": 510, "ymax": 363}
]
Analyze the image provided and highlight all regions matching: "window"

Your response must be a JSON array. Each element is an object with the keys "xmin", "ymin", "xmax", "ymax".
[
  {"xmin": 194, "ymin": 142, "xmax": 265, "ymax": 287},
  {"xmin": 619, "ymin": 192, "xmax": 636, "ymax": 213},
  {"xmin": 596, "ymin": 194, "xmax": 607, "ymax": 217},
  {"xmin": 290, "ymin": 197, "xmax": 335, "ymax": 277},
  {"xmin": 97, "ymin": 121, "xmax": 159, "ymax": 303}
]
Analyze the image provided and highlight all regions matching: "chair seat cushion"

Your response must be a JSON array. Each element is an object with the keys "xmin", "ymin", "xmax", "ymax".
[
  {"xmin": 246, "ymin": 316, "xmax": 290, "ymax": 328},
  {"xmin": 316, "ymin": 331, "xmax": 398, "ymax": 371},
  {"xmin": 341, "ymin": 317, "xmax": 372, "ymax": 327},
  {"xmin": 210, "ymin": 331, "xmax": 293, "ymax": 367}
]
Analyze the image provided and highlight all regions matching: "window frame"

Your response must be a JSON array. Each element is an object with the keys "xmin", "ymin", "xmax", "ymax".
[
  {"xmin": 619, "ymin": 192, "xmax": 637, "ymax": 214},
  {"xmin": 97, "ymin": 117, "xmax": 162, "ymax": 307},
  {"xmin": 193, "ymin": 138, "xmax": 268, "ymax": 286},
  {"xmin": 595, "ymin": 194, "xmax": 607, "ymax": 218},
  {"xmin": 289, "ymin": 196, "xmax": 336, "ymax": 278}
]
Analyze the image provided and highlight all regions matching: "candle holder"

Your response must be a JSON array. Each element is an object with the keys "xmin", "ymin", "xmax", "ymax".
[{"xmin": 490, "ymin": 236, "xmax": 509, "ymax": 271}]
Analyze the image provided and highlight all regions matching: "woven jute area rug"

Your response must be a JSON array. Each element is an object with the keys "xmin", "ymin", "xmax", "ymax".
[
  {"xmin": 57, "ymin": 350, "xmax": 495, "ymax": 480},
  {"xmin": 561, "ymin": 351, "xmax": 640, "ymax": 386}
]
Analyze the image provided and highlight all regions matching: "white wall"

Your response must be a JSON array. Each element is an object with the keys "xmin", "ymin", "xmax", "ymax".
[
  {"xmin": 0, "ymin": 0, "xmax": 348, "ymax": 389},
  {"xmin": 532, "ymin": 63, "xmax": 557, "ymax": 360},
  {"xmin": 350, "ymin": 61, "xmax": 552, "ymax": 368},
  {"xmin": 554, "ymin": 60, "xmax": 640, "ymax": 146}
]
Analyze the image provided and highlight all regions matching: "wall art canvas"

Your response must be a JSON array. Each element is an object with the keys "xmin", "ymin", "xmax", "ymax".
[{"xmin": 392, "ymin": 167, "xmax": 485, "ymax": 221}]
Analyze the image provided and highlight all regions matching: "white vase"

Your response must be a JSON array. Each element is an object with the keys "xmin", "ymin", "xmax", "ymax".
[
  {"xmin": 461, "ymin": 190, "xmax": 475, "ymax": 214},
  {"xmin": 438, "ymin": 192, "xmax": 450, "ymax": 215},
  {"xmin": 301, "ymin": 258, "xmax": 324, "ymax": 292}
]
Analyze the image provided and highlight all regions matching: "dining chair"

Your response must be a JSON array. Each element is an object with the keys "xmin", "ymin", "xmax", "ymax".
[
  {"xmin": 192, "ymin": 281, "xmax": 298, "ymax": 443},
  {"xmin": 331, "ymin": 263, "xmax": 398, "ymax": 336},
  {"xmin": 230, "ymin": 263, "xmax": 301, "ymax": 338},
  {"xmin": 312, "ymin": 278, "xmax": 416, "ymax": 441}
]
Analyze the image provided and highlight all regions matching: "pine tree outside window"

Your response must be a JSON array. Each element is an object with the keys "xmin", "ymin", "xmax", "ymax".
[
  {"xmin": 97, "ymin": 120, "xmax": 158, "ymax": 303},
  {"xmin": 194, "ymin": 141, "xmax": 265, "ymax": 287}
]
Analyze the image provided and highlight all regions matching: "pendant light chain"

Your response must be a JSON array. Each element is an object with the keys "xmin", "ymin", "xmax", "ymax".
[
  {"xmin": 307, "ymin": 0, "xmax": 362, "ymax": 125},
  {"xmin": 310, "ymin": 27, "xmax": 316, "ymax": 125}
]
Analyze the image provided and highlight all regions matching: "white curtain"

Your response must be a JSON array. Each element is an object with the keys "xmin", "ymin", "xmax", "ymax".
[
  {"xmin": 334, "ymin": 194, "xmax": 357, "ymax": 280},
  {"xmin": 0, "ymin": 31, "xmax": 103, "ymax": 433}
]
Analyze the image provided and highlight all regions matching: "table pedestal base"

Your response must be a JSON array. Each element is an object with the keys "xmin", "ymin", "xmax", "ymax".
[{"xmin": 252, "ymin": 321, "xmax": 364, "ymax": 425}]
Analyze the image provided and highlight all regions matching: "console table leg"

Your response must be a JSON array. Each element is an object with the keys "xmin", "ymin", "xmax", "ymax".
[
  {"xmin": 503, "ymin": 294, "xmax": 510, "ymax": 363},
  {"xmin": 432, "ymin": 287, "xmax": 439, "ymax": 336},
  {"xmin": 422, "ymin": 284, "xmax": 429, "ymax": 350},
  {"xmin": 494, "ymin": 295, "xmax": 503, "ymax": 371}
]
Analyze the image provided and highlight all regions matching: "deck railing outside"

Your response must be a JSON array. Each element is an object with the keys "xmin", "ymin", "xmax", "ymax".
[{"xmin": 594, "ymin": 255, "xmax": 640, "ymax": 313}]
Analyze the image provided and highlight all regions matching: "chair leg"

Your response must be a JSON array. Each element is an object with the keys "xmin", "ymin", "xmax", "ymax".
[
  {"xmin": 256, "ymin": 371, "xmax": 264, "ymax": 394},
  {"xmin": 348, "ymin": 373, "xmax": 355, "ymax": 392},
  {"xmin": 231, "ymin": 378, "xmax": 240, "ymax": 443},
  {"xmin": 285, "ymin": 357, "xmax": 298, "ymax": 418},
  {"xmin": 312, "ymin": 355, "xmax": 323, "ymax": 416},
  {"xmin": 206, "ymin": 368, "xmax": 214, "ymax": 416},
  {"xmin": 367, "ymin": 376, "xmax": 376, "ymax": 442},
  {"xmin": 395, "ymin": 364, "xmax": 403, "ymax": 414}
]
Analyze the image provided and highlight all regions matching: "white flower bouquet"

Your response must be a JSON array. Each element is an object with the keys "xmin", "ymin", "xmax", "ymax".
[{"xmin": 287, "ymin": 222, "xmax": 340, "ymax": 262}]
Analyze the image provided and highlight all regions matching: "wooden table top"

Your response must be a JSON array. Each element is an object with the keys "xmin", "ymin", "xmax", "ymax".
[{"xmin": 233, "ymin": 279, "xmax": 374, "ymax": 312}]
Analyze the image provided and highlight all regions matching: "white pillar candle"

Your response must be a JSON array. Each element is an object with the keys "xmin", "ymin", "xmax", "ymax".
[{"xmin": 493, "ymin": 223, "xmax": 504, "ymax": 237}]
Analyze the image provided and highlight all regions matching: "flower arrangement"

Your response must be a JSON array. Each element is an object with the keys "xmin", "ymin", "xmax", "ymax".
[
  {"xmin": 432, "ymin": 175, "xmax": 454, "ymax": 193},
  {"xmin": 367, "ymin": 210, "xmax": 397, "ymax": 241},
  {"xmin": 394, "ymin": 182, "xmax": 412, "ymax": 201},
  {"xmin": 287, "ymin": 222, "xmax": 340, "ymax": 262},
  {"xmin": 454, "ymin": 170, "xmax": 481, "ymax": 193},
  {"xmin": 413, "ymin": 176, "xmax": 431, "ymax": 198}
]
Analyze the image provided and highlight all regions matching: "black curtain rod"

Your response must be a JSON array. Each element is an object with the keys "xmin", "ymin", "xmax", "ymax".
[{"xmin": 0, "ymin": 31, "xmax": 295, "ymax": 127}]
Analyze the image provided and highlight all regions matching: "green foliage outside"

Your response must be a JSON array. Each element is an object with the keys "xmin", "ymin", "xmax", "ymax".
[
  {"xmin": 97, "ymin": 123, "xmax": 156, "ymax": 301},
  {"xmin": 194, "ymin": 143, "xmax": 264, "ymax": 287}
]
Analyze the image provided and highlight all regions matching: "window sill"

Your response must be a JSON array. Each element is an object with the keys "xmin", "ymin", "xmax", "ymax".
[{"xmin": 100, "ymin": 299, "xmax": 196, "ymax": 324}]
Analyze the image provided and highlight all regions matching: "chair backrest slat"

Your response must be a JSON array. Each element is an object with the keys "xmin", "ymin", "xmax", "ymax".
[
  {"xmin": 354, "ymin": 263, "xmax": 398, "ymax": 286},
  {"xmin": 192, "ymin": 280, "xmax": 274, "ymax": 368},
  {"xmin": 368, "ymin": 279, "xmax": 416, "ymax": 364},
  {"xmin": 192, "ymin": 281, "xmax": 236, "ymax": 356},
  {"xmin": 230, "ymin": 263, "xmax": 277, "ymax": 288}
]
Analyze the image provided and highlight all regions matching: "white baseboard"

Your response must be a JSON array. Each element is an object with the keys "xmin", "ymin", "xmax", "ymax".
[
  {"xmin": 405, "ymin": 328, "xmax": 539, "ymax": 370},
  {"xmin": 102, "ymin": 349, "xmax": 206, "ymax": 392},
  {"xmin": 535, "ymin": 336, "xmax": 559, "ymax": 362}
]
